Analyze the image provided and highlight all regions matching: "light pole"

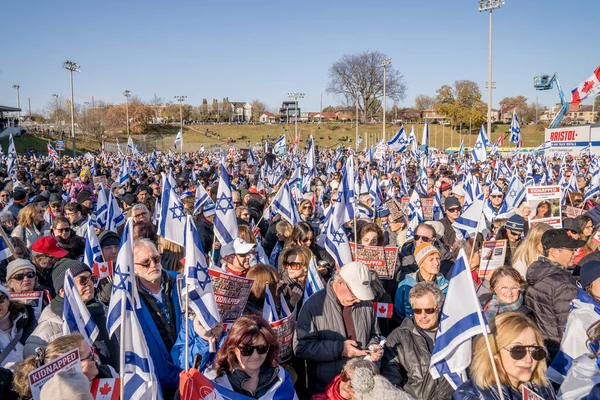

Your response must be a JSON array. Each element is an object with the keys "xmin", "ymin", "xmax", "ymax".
[
  {"xmin": 479, "ymin": 0, "xmax": 504, "ymax": 138},
  {"xmin": 52, "ymin": 94, "xmax": 59, "ymax": 133},
  {"xmin": 63, "ymin": 60, "xmax": 80, "ymax": 157},
  {"xmin": 380, "ymin": 57, "xmax": 391, "ymax": 143},
  {"xmin": 11, "ymin": 85, "xmax": 21, "ymax": 127},
  {"xmin": 174, "ymin": 95, "xmax": 186, "ymax": 154},
  {"xmin": 123, "ymin": 90, "xmax": 132, "ymax": 137},
  {"xmin": 287, "ymin": 93, "xmax": 305, "ymax": 140}
]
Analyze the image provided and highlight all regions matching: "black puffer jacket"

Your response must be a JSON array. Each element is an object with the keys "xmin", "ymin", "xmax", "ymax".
[
  {"xmin": 381, "ymin": 317, "xmax": 454, "ymax": 400},
  {"xmin": 524, "ymin": 256, "xmax": 578, "ymax": 359}
]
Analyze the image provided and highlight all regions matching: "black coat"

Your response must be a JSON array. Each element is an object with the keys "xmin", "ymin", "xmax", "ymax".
[
  {"xmin": 381, "ymin": 317, "xmax": 454, "ymax": 400},
  {"xmin": 524, "ymin": 256, "xmax": 578, "ymax": 360}
]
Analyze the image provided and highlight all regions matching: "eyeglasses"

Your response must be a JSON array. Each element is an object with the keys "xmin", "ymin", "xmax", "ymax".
[
  {"xmin": 340, "ymin": 370, "xmax": 352, "ymax": 383},
  {"xmin": 284, "ymin": 261, "xmax": 304, "ymax": 270},
  {"xmin": 81, "ymin": 348, "xmax": 97, "ymax": 362},
  {"xmin": 497, "ymin": 286, "xmax": 521, "ymax": 292},
  {"xmin": 0, "ymin": 194, "xmax": 9, "ymax": 198},
  {"xmin": 0, "ymin": 294, "xmax": 7, "ymax": 303},
  {"xmin": 302, "ymin": 206, "xmax": 313, "ymax": 210},
  {"xmin": 77, "ymin": 274, "xmax": 98, "ymax": 286},
  {"xmin": 65, "ymin": 212, "xmax": 76, "ymax": 217},
  {"xmin": 302, "ymin": 237, "xmax": 314, "ymax": 244},
  {"xmin": 414, "ymin": 235, "xmax": 432, "ymax": 243},
  {"xmin": 413, "ymin": 308, "xmax": 437, "ymax": 315},
  {"xmin": 447, "ymin": 207, "xmax": 461, "ymax": 213},
  {"xmin": 490, "ymin": 195, "xmax": 503, "ymax": 198},
  {"xmin": 11, "ymin": 271, "xmax": 35, "ymax": 281},
  {"xmin": 50, "ymin": 204, "xmax": 62, "ymax": 208},
  {"xmin": 133, "ymin": 212, "xmax": 148, "ymax": 218},
  {"xmin": 503, "ymin": 345, "xmax": 547, "ymax": 361},
  {"xmin": 54, "ymin": 227, "xmax": 70, "ymax": 233},
  {"xmin": 135, "ymin": 255, "xmax": 161, "ymax": 268},
  {"xmin": 103, "ymin": 245, "xmax": 119, "ymax": 252},
  {"xmin": 238, "ymin": 344, "xmax": 269, "ymax": 357}
]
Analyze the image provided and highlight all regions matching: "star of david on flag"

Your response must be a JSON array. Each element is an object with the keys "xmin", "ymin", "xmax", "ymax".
[{"xmin": 214, "ymin": 164, "xmax": 239, "ymax": 245}]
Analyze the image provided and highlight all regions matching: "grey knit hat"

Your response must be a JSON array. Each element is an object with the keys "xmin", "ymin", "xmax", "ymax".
[
  {"xmin": 52, "ymin": 258, "xmax": 92, "ymax": 293},
  {"xmin": 40, "ymin": 370, "xmax": 93, "ymax": 400}
]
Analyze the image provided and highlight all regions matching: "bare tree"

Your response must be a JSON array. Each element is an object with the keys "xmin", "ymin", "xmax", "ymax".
[
  {"xmin": 250, "ymin": 99, "xmax": 268, "ymax": 121},
  {"xmin": 414, "ymin": 94, "xmax": 435, "ymax": 110},
  {"xmin": 326, "ymin": 50, "xmax": 407, "ymax": 122}
]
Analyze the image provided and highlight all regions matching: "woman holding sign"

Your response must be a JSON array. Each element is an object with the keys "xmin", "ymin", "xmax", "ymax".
[{"xmin": 0, "ymin": 285, "xmax": 37, "ymax": 370}]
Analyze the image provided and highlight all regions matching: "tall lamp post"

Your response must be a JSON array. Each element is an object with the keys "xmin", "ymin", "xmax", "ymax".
[
  {"xmin": 174, "ymin": 95, "xmax": 187, "ymax": 154},
  {"xmin": 287, "ymin": 93, "xmax": 305, "ymax": 140},
  {"xmin": 11, "ymin": 85, "xmax": 21, "ymax": 127},
  {"xmin": 52, "ymin": 94, "xmax": 59, "ymax": 133},
  {"xmin": 479, "ymin": 0, "xmax": 504, "ymax": 137},
  {"xmin": 63, "ymin": 60, "xmax": 80, "ymax": 157},
  {"xmin": 123, "ymin": 90, "xmax": 132, "ymax": 137},
  {"xmin": 380, "ymin": 57, "xmax": 391, "ymax": 143}
]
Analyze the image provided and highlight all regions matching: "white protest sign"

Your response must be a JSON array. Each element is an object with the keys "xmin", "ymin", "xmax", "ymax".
[{"xmin": 28, "ymin": 348, "xmax": 82, "ymax": 400}]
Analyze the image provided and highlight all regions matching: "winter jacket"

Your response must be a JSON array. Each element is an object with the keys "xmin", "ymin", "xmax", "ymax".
[
  {"xmin": 24, "ymin": 296, "xmax": 119, "ymax": 370},
  {"xmin": 453, "ymin": 379, "xmax": 556, "ymax": 400},
  {"xmin": 11, "ymin": 222, "xmax": 49, "ymax": 247},
  {"xmin": 310, "ymin": 374, "xmax": 345, "ymax": 400},
  {"xmin": 293, "ymin": 281, "xmax": 381, "ymax": 394},
  {"xmin": 135, "ymin": 269, "xmax": 182, "ymax": 389},
  {"xmin": 440, "ymin": 217, "xmax": 457, "ymax": 248},
  {"xmin": 205, "ymin": 364, "xmax": 298, "ymax": 399},
  {"xmin": 524, "ymin": 256, "xmax": 579, "ymax": 360},
  {"xmin": 53, "ymin": 230, "xmax": 86, "ymax": 260},
  {"xmin": 171, "ymin": 318, "xmax": 225, "ymax": 371},
  {"xmin": 558, "ymin": 353, "xmax": 600, "ymax": 400},
  {"xmin": 381, "ymin": 317, "xmax": 454, "ymax": 400},
  {"xmin": 396, "ymin": 239, "xmax": 455, "ymax": 282},
  {"xmin": 276, "ymin": 270, "xmax": 307, "ymax": 313},
  {"xmin": 395, "ymin": 271, "xmax": 449, "ymax": 320},
  {"xmin": 548, "ymin": 289, "xmax": 600, "ymax": 384},
  {"xmin": 0, "ymin": 305, "xmax": 37, "ymax": 370}
]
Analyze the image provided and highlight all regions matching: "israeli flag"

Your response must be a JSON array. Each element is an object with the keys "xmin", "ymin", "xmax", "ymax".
[
  {"xmin": 63, "ymin": 270, "xmax": 99, "ymax": 346},
  {"xmin": 421, "ymin": 117, "xmax": 429, "ymax": 154},
  {"xmin": 117, "ymin": 158, "xmax": 130, "ymax": 185},
  {"xmin": 183, "ymin": 216, "xmax": 220, "ymax": 330},
  {"xmin": 127, "ymin": 135, "xmax": 134, "ymax": 152},
  {"xmin": 271, "ymin": 180, "xmax": 300, "ymax": 226},
  {"xmin": 173, "ymin": 129, "xmax": 182, "ymax": 149},
  {"xmin": 116, "ymin": 138, "xmax": 124, "ymax": 156},
  {"xmin": 429, "ymin": 248, "xmax": 490, "ymax": 389},
  {"xmin": 452, "ymin": 196, "xmax": 487, "ymax": 242},
  {"xmin": 433, "ymin": 190, "xmax": 444, "ymax": 220},
  {"xmin": 106, "ymin": 219, "xmax": 161, "ymax": 400},
  {"xmin": 94, "ymin": 185, "xmax": 108, "ymax": 229},
  {"xmin": 8, "ymin": 134, "xmax": 16, "ymax": 158},
  {"xmin": 387, "ymin": 126, "xmax": 408, "ymax": 153},
  {"xmin": 535, "ymin": 140, "xmax": 552, "ymax": 152},
  {"xmin": 304, "ymin": 257, "xmax": 325, "ymax": 302},
  {"xmin": 303, "ymin": 136, "xmax": 316, "ymax": 191},
  {"xmin": 194, "ymin": 182, "xmax": 215, "ymax": 215},
  {"xmin": 0, "ymin": 228, "xmax": 13, "ymax": 262},
  {"xmin": 158, "ymin": 171, "xmax": 186, "ymax": 246},
  {"xmin": 408, "ymin": 126, "xmax": 418, "ymax": 157},
  {"xmin": 274, "ymin": 134, "xmax": 287, "ymax": 156},
  {"xmin": 417, "ymin": 166, "xmax": 429, "ymax": 197},
  {"xmin": 149, "ymin": 151, "xmax": 158, "ymax": 171},
  {"xmin": 280, "ymin": 294, "xmax": 292, "ymax": 318},
  {"xmin": 585, "ymin": 174, "xmax": 600, "ymax": 202},
  {"xmin": 262, "ymin": 283, "xmax": 279, "ymax": 323},
  {"xmin": 509, "ymin": 110, "xmax": 521, "ymax": 144},
  {"xmin": 106, "ymin": 190, "xmax": 125, "ymax": 233},
  {"xmin": 246, "ymin": 147, "xmax": 258, "ymax": 166},
  {"xmin": 458, "ymin": 140, "xmax": 464, "ymax": 158},
  {"xmin": 214, "ymin": 164, "xmax": 239, "ymax": 245},
  {"xmin": 505, "ymin": 175, "xmax": 527, "ymax": 209},
  {"xmin": 405, "ymin": 190, "xmax": 423, "ymax": 242},
  {"xmin": 471, "ymin": 126, "xmax": 487, "ymax": 163},
  {"xmin": 83, "ymin": 219, "xmax": 103, "ymax": 268}
]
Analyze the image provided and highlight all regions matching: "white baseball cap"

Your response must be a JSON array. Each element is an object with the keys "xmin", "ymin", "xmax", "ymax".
[
  {"xmin": 339, "ymin": 262, "xmax": 374, "ymax": 301},
  {"xmin": 221, "ymin": 238, "xmax": 256, "ymax": 257}
]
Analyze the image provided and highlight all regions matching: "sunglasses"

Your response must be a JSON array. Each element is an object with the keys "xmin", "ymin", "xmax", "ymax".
[
  {"xmin": 302, "ymin": 206, "xmax": 313, "ymax": 210},
  {"xmin": 504, "ymin": 345, "xmax": 547, "ymax": 361},
  {"xmin": 11, "ymin": 271, "xmax": 35, "ymax": 281},
  {"xmin": 284, "ymin": 261, "xmax": 303, "ymax": 270},
  {"xmin": 135, "ymin": 255, "xmax": 161, "ymax": 268},
  {"xmin": 55, "ymin": 228, "xmax": 70, "ymax": 233},
  {"xmin": 0, "ymin": 294, "xmax": 7, "ymax": 303},
  {"xmin": 490, "ymin": 195, "xmax": 503, "ymax": 198},
  {"xmin": 238, "ymin": 344, "xmax": 269, "ymax": 357},
  {"xmin": 302, "ymin": 237, "xmax": 315, "ymax": 243},
  {"xmin": 81, "ymin": 347, "xmax": 97, "ymax": 362},
  {"xmin": 77, "ymin": 274, "xmax": 98, "ymax": 286},
  {"xmin": 447, "ymin": 207, "xmax": 461, "ymax": 213},
  {"xmin": 340, "ymin": 370, "xmax": 352, "ymax": 383},
  {"xmin": 413, "ymin": 308, "xmax": 437, "ymax": 315},
  {"xmin": 414, "ymin": 235, "xmax": 432, "ymax": 243}
]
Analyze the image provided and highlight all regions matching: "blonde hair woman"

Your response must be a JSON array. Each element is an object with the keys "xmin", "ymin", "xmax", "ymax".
[
  {"xmin": 238, "ymin": 224, "xmax": 268, "ymax": 265},
  {"xmin": 512, "ymin": 222, "xmax": 552, "ymax": 279},
  {"xmin": 11, "ymin": 203, "xmax": 49, "ymax": 247},
  {"xmin": 454, "ymin": 312, "xmax": 556, "ymax": 399}
]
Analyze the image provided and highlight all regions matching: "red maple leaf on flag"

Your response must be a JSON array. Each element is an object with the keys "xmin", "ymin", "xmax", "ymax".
[
  {"xmin": 100, "ymin": 265, "xmax": 107, "ymax": 273},
  {"xmin": 99, "ymin": 382, "xmax": 112, "ymax": 396},
  {"xmin": 582, "ymin": 79, "xmax": 595, "ymax": 93},
  {"xmin": 378, "ymin": 305, "xmax": 386, "ymax": 314}
]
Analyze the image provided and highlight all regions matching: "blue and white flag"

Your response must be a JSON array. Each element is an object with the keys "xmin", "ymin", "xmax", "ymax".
[
  {"xmin": 471, "ymin": 126, "xmax": 487, "ymax": 163},
  {"xmin": 452, "ymin": 196, "xmax": 486, "ymax": 242},
  {"xmin": 271, "ymin": 180, "xmax": 300, "ymax": 226},
  {"xmin": 304, "ymin": 257, "xmax": 325, "ymax": 302},
  {"xmin": 83, "ymin": 219, "xmax": 103, "ymax": 268},
  {"xmin": 408, "ymin": 126, "xmax": 418, "ymax": 157},
  {"xmin": 214, "ymin": 164, "xmax": 239, "ymax": 245},
  {"xmin": 194, "ymin": 182, "xmax": 215, "ymax": 216},
  {"xmin": 505, "ymin": 175, "xmax": 527, "ymax": 209},
  {"xmin": 417, "ymin": 166, "xmax": 429, "ymax": 197},
  {"xmin": 421, "ymin": 118, "xmax": 429, "ymax": 154},
  {"xmin": 7, "ymin": 134, "xmax": 16, "ymax": 158},
  {"xmin": 158, "ymin": 171, "xmax": 186, "ymax": 246},
  {"xmin": 106, "ymin": 219, "xmax": 161, "ymax": 400},
  {"xmin": 117, "ymin": 158, "xmax": 130, "ymax": 186},
  {"xmin": 535, "ymin": 140, "xmax": 552, "ymax": 152},
  {"xmin": 149, "ymin": 151, "xmax": 158, "ymax": 171},
  {"xmin": 509, "ymin": 110, "xmax": 521, "ymax": 144},
  {"xmin": 388, "ymin": 126, "xmax": 408, "ymax": 153},
  {"xmin": 405, "ymin": 190, "xmax": 423, "ymax": 242},
  {"xmin": 106, "ymin": 190, "xmax": 125, "ymax": 233},
  {"xmin": 94, "ymin": 184, "xmax": 108, "ymax": 229},
  {"xmin": 262, "ymin": 283, "xmax": 279, "ymax": 323},
  {"xmin": 273, "ymin": 134, "xmax": 287, "ymax": 156},
  {"xmin": 116, "ymin": 138, "xmax": 124, "ymax": 156},
  {"xmin": 433, "ymin": 190, "xmax": 445, "ymax": 220},
  {"xmin": 585, "ymin": 174, "xmax": 600, "ymax": 202},
  {"xmin": 127, "ymin": 135, "xmax": 134, "ymax": 152},
  {"xmin": 0, "ymin": 227, "xmax": 13, "ymax": 262},
  {"xmin": 458, "ymin": 139, "xmax": 464, "ymax": 158},
  {"xmin": 246, "ymin": 147, "xmax": 258, "ymax": 166},
  {"xmin": 183, "ymin": 215, "xmax": 220, "ymax": 330},
  {"xmin": 429, "ymin": 248, "xmax": 489, "ymax": 389},
  {"xmin": 173, "ymin": 129, "xmax": 182, "ymax": 149},
  {"xmin": 63, "ymin": 270, "xmax": 99, "ymax": 345}
]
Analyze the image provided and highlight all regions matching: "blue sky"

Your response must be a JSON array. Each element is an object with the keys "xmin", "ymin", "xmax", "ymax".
[{"xmin": 1, "ymin": 0, "xmax": 598, "ymax": 114}]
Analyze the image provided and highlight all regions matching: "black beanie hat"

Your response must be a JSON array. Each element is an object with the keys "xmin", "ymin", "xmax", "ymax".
[
  {"xmin": 52, "ymin": 258, "xmax": 92, "ymax": 294},
  {"xmin": 98, "ymin": 230, "xmax": 121, "ymax": 248}
]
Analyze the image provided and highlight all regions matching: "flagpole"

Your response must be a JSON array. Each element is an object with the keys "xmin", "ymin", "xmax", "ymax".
[
  {"xmin": 185, "ymin": 278, "xmax": 190, "ymax": 372},
  {"xmin": 0, "ymin": 225, "xmax": 16, "ymax": 260},
  {"xmin": 119, "ymin": 285, "xmax": 125, "ymax": 400}
]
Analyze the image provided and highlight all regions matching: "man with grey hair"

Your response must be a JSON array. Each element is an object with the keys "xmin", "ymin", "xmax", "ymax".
[
  {"xmin": 0, "ymin": 210, "xmax": 16, "ymax": 234},
  {"xmin": 381, "ymin": 282, "xmax": 453, "ymax": 399},
  {"xmin": 356, "ymin": 192, "xmax": 374, "ymax": 220},
  {"xmin": 294, "ymin": 261, "xmax": 382, "ymax": 394},
  {"xmin": 132, "ymin": 238, "xmax": 182, "ymax": 396}
]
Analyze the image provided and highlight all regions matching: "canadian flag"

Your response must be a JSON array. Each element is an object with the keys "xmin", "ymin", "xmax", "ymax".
[
  {"xmin": 570, "ymin": 66, "xmax": 600, "ymax": 107},
  {"xmin": 92, "ymin": 261, "xmax": 114, "ymax": 280},
  {"xmin": 372, "ymin": 302, "xmax": 393, "ymax": 318},
  {"xmin": 91, "ymin": 378, "xmax": 120, "ymax": 400},
  {"xmin": 180, "ymin": 369, "xmax": 224, "ymax": 400}
]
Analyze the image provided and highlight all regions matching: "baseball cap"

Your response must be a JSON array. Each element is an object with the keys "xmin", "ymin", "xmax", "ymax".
[
  {"xmin": 339, "ymin": 261, "xmax": 374, "ymax": 301},
  {"xmin": 541, "ymin": 229, "xmax": 586, "ymax": 251},
  {"xmin": 31, "ymin": 236, "xmax": 69, "ymax": 258},
  {"xmin": 49, "ymin": 193, "xmax": 63, "ymax": 205},
  {"xmin": 563, "ymin": 218, "xmax": 581, "ymax": 234},
  {"xmin": 221, "ymin": 238, "xmax": 256, "ymax": 257}
]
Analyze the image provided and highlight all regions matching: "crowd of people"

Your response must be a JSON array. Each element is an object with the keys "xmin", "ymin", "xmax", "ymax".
[{"xmin": 0, "ymin": 140, "xmax": 598, "ymax": 400}]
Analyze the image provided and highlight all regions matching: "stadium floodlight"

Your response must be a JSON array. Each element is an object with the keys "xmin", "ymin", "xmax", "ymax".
[
  {"xmin": 380, "ymin": 57, "xmax": 392, "ymax": 143},
  {"xmin": 63, "ymin": 60, "xmax": 80, "ymax": 157},
  {"xmin": 287, "ymin": 93, "xmax": 305, "ymax": 138},
  {"xmin": 123, "ymin": 90, "xmax": 132, "ymax": 136}
]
